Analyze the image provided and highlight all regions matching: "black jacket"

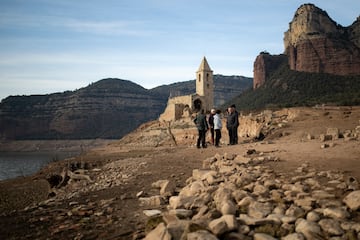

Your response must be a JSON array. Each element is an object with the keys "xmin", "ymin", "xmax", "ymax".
[
  {"xmin": 194, "ymin": 113, "xmax": 209, "ymax": 131},
  {"xmin": 226, "ymin": 111, "xmax": 239, "ymax": 129}
]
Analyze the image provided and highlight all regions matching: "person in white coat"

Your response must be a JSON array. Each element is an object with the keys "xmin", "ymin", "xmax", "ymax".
[{"xmin": 213, "ymin": 109, "xmax": 222, "ymax": 147}]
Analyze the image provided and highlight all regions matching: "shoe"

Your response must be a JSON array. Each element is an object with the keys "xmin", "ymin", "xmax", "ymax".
[
  {"xmin": 202, "ymin": 145, "xmax": 207, "ymax": 148},
  {"xmin": 197, "ymin": 146, "xmax": 201, "ymax": 149}
]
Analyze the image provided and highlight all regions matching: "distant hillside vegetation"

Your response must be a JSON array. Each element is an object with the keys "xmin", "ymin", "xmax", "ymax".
[{"xmin": 226, "ymin": 64, "xmax": 360, "ymax": 111}]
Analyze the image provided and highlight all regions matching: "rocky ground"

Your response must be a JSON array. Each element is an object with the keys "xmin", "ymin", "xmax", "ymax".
[{"xmin": 0, "ymin": 106, "xmax": 360, "ymax": 239}]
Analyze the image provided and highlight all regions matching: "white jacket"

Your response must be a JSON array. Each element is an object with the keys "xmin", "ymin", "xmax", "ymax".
[{"xmin": 214, "ymin": 114, "xmax": 222, "ymax": 130}]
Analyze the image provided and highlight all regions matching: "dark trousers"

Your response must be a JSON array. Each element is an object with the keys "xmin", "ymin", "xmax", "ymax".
[
  {"xmin": 228, "ymin": 126, "xmax": 237, "ymax": 145},
  {"xmin": 215, "ymin": 129, "xmax": 221, "ymax": 146},
  {"xmin": 227, "ymin": 127, "xmax": 233, "ymax": 145},
  {"xmin": 197, "ymin": 130, "xmax": 206, "ymax": 147},
  {"xmin": 210, "ymin": 127, "xmax": 214, "ymax": 144},
  {"xmin": 233, "ymin": 126, "xmax": 238, "ymax": 144}
]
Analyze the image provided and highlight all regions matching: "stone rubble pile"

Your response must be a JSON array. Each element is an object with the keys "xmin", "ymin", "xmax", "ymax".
[
  {"xmin": 142, "ymin": 151, "xmax": 360, "ymax": 240},
  {"xmin": 52, "ymin": 157, "xmax": 149, "ymax": 200},
  {"xmin": 238, "ymin": 109, "xmax": 296, "ymax": 140},
  {"xmin": 318, "ymin": 125, "xmax": 360, "ymax": 144},
  {"xmin": 13, "ymin": 158, "xmax": 151, "ymax": 239},
  {"xmin": 22, "ymin": 197, "xmax": 119, "ymax": 239},
  {"xmin": 309, "ymin": 125, "xmax": 360, "ymax": 149}
]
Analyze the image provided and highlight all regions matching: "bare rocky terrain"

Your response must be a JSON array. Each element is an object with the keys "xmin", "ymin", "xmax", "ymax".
[{"xmin": 0, "ymin": 106, "xmax": 360, "ymax": 239}]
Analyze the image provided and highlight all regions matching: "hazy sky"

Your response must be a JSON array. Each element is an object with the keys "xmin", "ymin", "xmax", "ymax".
[{"xmin": 0, "ymin": 0, "xmax": 359, "ymax": 100}]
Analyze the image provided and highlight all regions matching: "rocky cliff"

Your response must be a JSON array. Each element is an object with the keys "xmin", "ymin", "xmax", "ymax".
[
  {"xmin": 0, "ymin": 76, "xmax": 252, "ymax": 140},
  {"xmin": 285, "ymin": 4, "xmax": 360, "ymax": 75},
  {"xmin": 253, "ymin": 4, "xmax": 360, "ymax": 89},
  {"xmin": 253, "ymin": 53, "xmax": 287, "ymax": 89}
]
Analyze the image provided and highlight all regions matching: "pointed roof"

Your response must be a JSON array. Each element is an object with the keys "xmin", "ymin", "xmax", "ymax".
[{"xmin": 197, "ymin": 56, "xmax": 212, "ymax": 72}]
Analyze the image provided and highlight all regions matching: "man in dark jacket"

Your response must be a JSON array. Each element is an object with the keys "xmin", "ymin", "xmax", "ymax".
[
  {"xmin": 194, "ymin": 109, "xmax": 208, "ymax": 148},
  {"xmin": 226, "ymin": 104, "xmax": 239, "ymax": 145}
]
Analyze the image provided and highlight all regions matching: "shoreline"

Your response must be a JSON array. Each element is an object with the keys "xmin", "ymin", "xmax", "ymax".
[
  {"xmin": 0, "ymin": 139, "xmax": 117, "ymax": 152},
  {"xmin": 0, "ymin": 139, "xmax": 117, "ymax": 181}
]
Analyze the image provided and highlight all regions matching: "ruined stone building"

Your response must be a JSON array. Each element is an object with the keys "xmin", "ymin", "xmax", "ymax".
[{"xmin": 159, "ymin": 57, "xmax": 214, "ymax": 121}]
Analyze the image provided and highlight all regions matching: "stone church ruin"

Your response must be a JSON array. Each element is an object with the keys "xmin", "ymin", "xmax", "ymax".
[{"xmin": 159, "ymin": 57, "xmax": 214, "ymax": 121}]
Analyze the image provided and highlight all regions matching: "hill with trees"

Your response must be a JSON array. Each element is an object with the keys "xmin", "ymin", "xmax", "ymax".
[{"xmin": 226, "ymin": 63, "xmax": 360, "ymax": 111}]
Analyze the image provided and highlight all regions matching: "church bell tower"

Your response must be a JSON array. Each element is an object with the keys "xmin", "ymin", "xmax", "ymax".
[{"xmin": 196, "ymin": 56, "xmax": 214, "ymax": 112}]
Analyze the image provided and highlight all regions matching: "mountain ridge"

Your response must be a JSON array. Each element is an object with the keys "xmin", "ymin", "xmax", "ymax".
[{"xmin": 0, "ymin": 75, "xmax": 252, "ymax": 140}]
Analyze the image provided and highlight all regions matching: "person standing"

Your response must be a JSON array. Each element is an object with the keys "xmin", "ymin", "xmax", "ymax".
[
  {"xmin": 213, "ymin": 109, "xmax": 222, "ymax": 147},
  {"xmin": 226, "ymin": 105, "xmax": 239, "ymax": 145},
  {"xmin": 226, "ymin": 106, "xmax": 234, "ymax": 145},
  {"xmin": 194, "ymin": 109, "xmax": 208, "ymax": 148},
  {"xmin": 231, "ymin": 104, "xmax": 239, "ymax": 144},
  {"xmin": 208, "ymin": 109, "xmax": 216, "ymax": 145}
]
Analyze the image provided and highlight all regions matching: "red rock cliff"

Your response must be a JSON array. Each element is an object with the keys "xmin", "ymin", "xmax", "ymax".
[
  {"xmin": 253, "ymin": 4, "xmax": 360, "ymax": 89},
  {"xmin": 284, "ymin": 4, "xmax": 360, "ymax": 75},
  {"xmin": 253, "ymin": 53, "xmax": 287, "ymax": 89}
]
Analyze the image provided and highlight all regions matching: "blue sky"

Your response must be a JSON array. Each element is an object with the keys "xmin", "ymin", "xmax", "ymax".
[{"xmin": 0, "ymin": 0, "xmax": 359, "ymax": 100}]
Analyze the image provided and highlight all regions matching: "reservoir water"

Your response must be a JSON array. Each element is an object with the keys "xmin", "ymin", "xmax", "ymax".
[{"xmin": 0, "ymin": 151, "xmax": 79, "ymax": 181}]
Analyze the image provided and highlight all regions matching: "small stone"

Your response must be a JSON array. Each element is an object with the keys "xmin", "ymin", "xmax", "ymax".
[
  {"xmin": 295, "ymin": 219, "xmax": 323, "ymax": 240},
  {"xmin": 139, "ymin": 196, "xmax": 164, "ymax": 207},
  {"xmin": 246, "ymin": 149, "xmax": 257, "ymax": 155},
  {"xmin": 69, "ymin": 201, "xmax": 79, "ymax": 206},
  {"xmin": 208, "ymin": 218, "xmax": 228, "ymax": 236},
  {"xmin": 281, "ymin": 215, "xmax": 297, "ymax": 224},
  {"xmin": 238, "ymin": 214, "xmax": 276, "ymax": 226},
  {"xmin": 306, "ymin": 211, "xmax": 320, "ymax": 222},
  {"xmin": 321, "ymin": 144, "xmax": 329, "ymax": 149},
  {"xmin": 136, "ymin": 191, "xmax": 144, "ymax": 198},
  {"xmin": 323, "ymin": 207, "xmax": 350, "ymax": 219},
  {"xmin": 220, "ymin": 200, "xmax": 237, "ymax": 215},
  {"xmin": 266, "ymin": 214, "xmax": 282, "ymax": 224},
  {"xmin": 312, "ymin": 190, "xmax": 335, "ymax": 199},
  {"xmin": 346, "ymin": 176, "xmax": 359, "ymax": 191},
  {"xmin": 253, "ymin": 183, "xmax": 269, "ymax": 196},
  {"xmin": 143, "ymin": 209, "xmax": 162, "ymax": 217},
  {"xmin": 286, "ymin": 205, "xmax": 305, "ymax": 218},
  {"xmin": 249, "ymin": 201, "xmax": 273, "ymax": 219},
  {"xmin": 162, "ymin": 212, "xmax": 179, "ymax": 224},
  {"xmin": 253, "ymin": 233, "xmax": 277, "ymax": 240},
  {"xmin": 294, "ymin": 197, "xmax": 316, "ymax": 211},
  {"xmin": 144, "ymin": 222, "xmax": 171, "ymax": 240},
  {"xmin": 319, "ymin": 218, "xmax": 344, "ymax": 236},
  {"xmin": 326, "ymin": 128, "xmax": 339, "ymax": 140},
  {"xmin": 169, "ymin": 209, "xmax": 193, "ymax": 219},
  {"xmin": 319, "ymin": 134, "xmax": 331, "ymax": 142},
  {"xmin": 234, "ymin": 155, "xmax": 252, "ymax": 164},
  {"xmin": 282, "ymin": 233, "xmax": 305, "ymax": 240},
  {"xmin": 307, "ymin": 133, "xmax": 314, "ymax": 140},
  {"xmin": 343, "ymin": 190, "xmax": 360, "ymax": 211},
  {"xmin": 187, "ymin": 230, "xmax": 218, "ymax": 240}
]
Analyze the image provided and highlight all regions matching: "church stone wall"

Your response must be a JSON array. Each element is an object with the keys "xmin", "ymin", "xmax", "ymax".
[{"xmin": 159, "ymin": 95, "xmax": 193, "ymax": 122}]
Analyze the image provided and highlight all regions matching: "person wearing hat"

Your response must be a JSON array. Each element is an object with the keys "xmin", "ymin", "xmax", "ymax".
[{"xmin": 208, "ymin": 108, "xmax": 216, "ymax": 145}]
